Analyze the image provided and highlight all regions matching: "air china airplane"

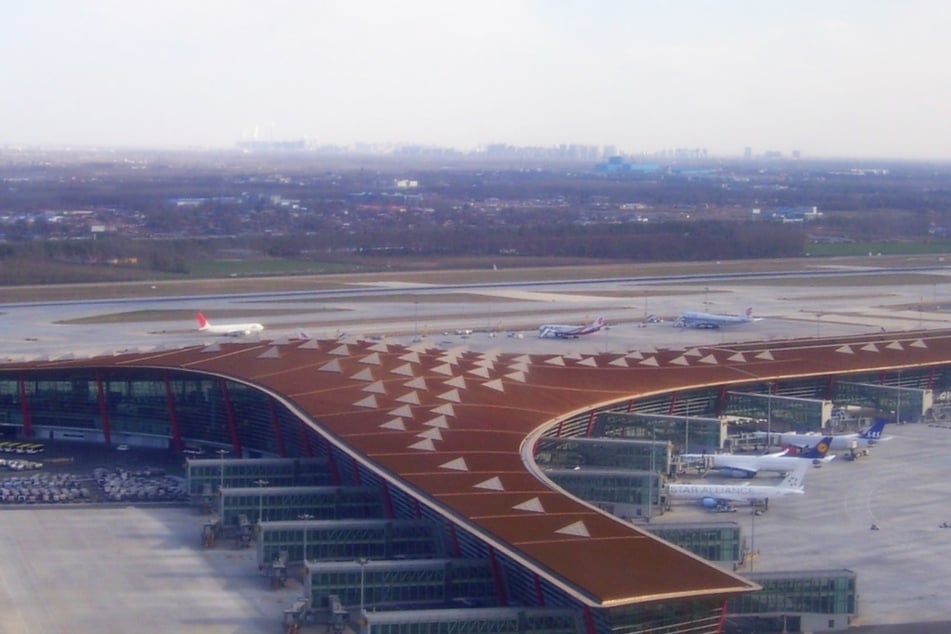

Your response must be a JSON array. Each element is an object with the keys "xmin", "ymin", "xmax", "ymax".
[
  {"xmin": 537, "ymin": 316, "xmax": 606, "ymax": 339},
  {"xmin": 674, "ymin": 306, "xmax": 757, "ymax": 329},
  {"xmin": 196, "ymin": 312, "xmax": 264, "ymax": 337}
]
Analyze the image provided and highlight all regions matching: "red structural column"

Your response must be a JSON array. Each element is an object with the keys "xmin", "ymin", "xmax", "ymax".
[
  {"xmin": 267, "ymin": 398, "xmax": 286, "ymax": 457},
  {"xmin": 163, "ymin": 372, "xmax": 183, "ymax": 452},
  {"xmin": 326, "ymin": 443, "xmax": 341, "ymax": 485},
  {"xmin": 219, "ymin": 380, "xmax": 242, "ymax": 456},
  {"xmin": 826, "ymin": 375, "xmax": 837, "ymax": 400},
  {"xmin": 96, "ymin": 371, "xmax": 111, "ymax": 445},
  {"xmin": 582, "ymin": 606, "xmax": 597, "ymax": 634},
  {"xmin": 532, "ymin": 572, "xmax": 545, "ymax": 605},
  {"xmin": 583, "ymin": 411, "xmax": 596, "ymax": 436},
  {"xmin": 300, "ymin": 419, "xmax": 314, "ymax": 457},
  {"xmin": 17, "ymin": 375, "xmax": 32, "ymax": 439},
  {"xmin": 668, "ymin": 391, "xmax": 679, "ymax": 415},
  {"xmin": 715, "ymin": 386, "xmax": 727, "ymax": 416},
  {"xmin": 447, "ymin": 523, "xmax": 461, "ymax": 557},
  {"xmin": 486, "ymin": 546, "xmax": 508, "ymax": 607},
  {"xmin": 380, "ymin": 481, "xmax": 394, "ymax": 519},
  {"xmin": 716, "ymin": 598, "xmax": 729, "ymax": 633}
]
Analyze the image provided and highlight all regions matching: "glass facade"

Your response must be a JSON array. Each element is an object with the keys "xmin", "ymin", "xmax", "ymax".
[
  {"xmin": 0, "ymin": 362, "xmax": 880, "ymax": 633},
  {"xmin": 305, "ymin": 559, "xmax": 497, "ymax": 610},
  {"xmin": 0, "ymin": 368, "xmax": 323, "ymax": 456},
  {"xmin": 545, "ymin": 468, "xmax": 662, "ymax": 519},
  {"xmin": 219, "ymin": 486, "xmax": 383, "ymax": 525},
  {"xmin": 591, "ymin": 412, "xmax": 724, "ymax": 455},
  {"xmin": 363, "ymin": 607, "xmax": 580, "ymax": 634},
  {"xmin": 257, "ymin": 519, "xmax": 442, "ymax": 565},
  {"xmin": 727, "ymin": 569, "xmax": 856, "ymax": 616},
  {"xmin": 645, "ymin": 522, "xmax": 742, "ymax": 563},
  {"xmin": 723, "ymin": 392, "xmax": 830, "ymax": 434},
  {"xmin": 535, "ymin": 436, "xmax": 670, "ymax": 471},
  {"xmin": 186, "ymin": 457, "xmax": 332, "ymax": 496}
]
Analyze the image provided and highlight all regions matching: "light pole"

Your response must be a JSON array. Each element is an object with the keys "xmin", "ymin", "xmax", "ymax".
[
  {"xmin": 216, "ymin": 448, "xmax": 229, "ymax": 493},
  {"xmin": 896, "ymin": 370, "xmax": 902, "ymax": 425},
  {"xmin": 750, "ymin": 509, "xmax": 756, "ymax": 571},
  {"xmin": 647, "ymin": 423, "xmax": 656, "ymax": 521},
  {"xmin": 766, "ymin": 382, "xmax": 773, "ymax": 450},
  {"xmin": 358, "ymin": 557, "xmax": 368, "ymax": 617},
  {"xmin": 684, "ymin": 397, "xmax": 690, "ymax": 454},
  {"xmin": 253, "ymin": 478, "xmax": 269, "ymax": 523},
  {"xmin": 298, "ymin": 513, "xmax": 314, "ymax": 562}
]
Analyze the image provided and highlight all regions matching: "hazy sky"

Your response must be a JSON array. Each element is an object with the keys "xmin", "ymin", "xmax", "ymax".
[{"xmin": 2, "ymin": 1, "xmax": 950, "ymax": 159}]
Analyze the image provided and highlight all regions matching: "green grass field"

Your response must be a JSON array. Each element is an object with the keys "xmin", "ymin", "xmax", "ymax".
[{"xmin": 807, "ymin": 241, "xmax": 951, "ymax": 257}]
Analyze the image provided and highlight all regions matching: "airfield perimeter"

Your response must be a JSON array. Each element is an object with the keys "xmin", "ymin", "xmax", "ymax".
[{"xmin": 2, "ymin": 255, "xmax": 951, "ymax": 632}]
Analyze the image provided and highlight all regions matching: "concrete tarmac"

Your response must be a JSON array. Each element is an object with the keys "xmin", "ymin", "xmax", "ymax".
[
  {"xmin": 4, "ymin": 262, "xmax": 951, "ymax": 631},
  {"xmin": 653, "ymin": 422, "xmax": 951, "ymax": 628}
]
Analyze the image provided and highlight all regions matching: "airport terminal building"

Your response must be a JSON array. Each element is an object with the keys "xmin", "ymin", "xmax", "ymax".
[{"xmin": 2, "ymin": 329, "xmax": 948, "ymax": 633}]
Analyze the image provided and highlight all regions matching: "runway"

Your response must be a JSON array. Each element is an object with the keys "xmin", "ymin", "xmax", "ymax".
[
  {"xmin": 4, "ymin": 261, "xmax": 951, "ymax": 630},
  {"xmin": 4, "ymin": 261, "xmax": 951, "ymax": 361}
]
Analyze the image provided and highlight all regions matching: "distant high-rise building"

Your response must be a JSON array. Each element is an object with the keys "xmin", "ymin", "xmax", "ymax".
[{"xmin": 744, "ymin": 146, "xmax": 752, "ymax": 160}]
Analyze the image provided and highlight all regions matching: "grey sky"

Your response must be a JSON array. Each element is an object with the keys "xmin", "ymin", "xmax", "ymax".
[{"xmin": 2, "ymin": 0, "xmax": 950, "ymax": 159}]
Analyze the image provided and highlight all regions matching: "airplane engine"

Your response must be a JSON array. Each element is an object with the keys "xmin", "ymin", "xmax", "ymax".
[
  {"xmin": 701, "ymin": 498, "xmax": 719, "ymax": 508},
  {"xmin": 721, "ymin": 468, "xmax": 753, "ymax": 479}
]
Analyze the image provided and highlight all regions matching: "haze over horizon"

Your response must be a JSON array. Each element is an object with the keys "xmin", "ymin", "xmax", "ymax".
[{"xmin": 3, "ymin": 1, "xmax": 950, "ymax": 160}]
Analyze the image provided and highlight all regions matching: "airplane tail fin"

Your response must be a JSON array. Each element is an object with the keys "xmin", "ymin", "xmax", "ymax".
[
  {"xmin": 196, "ymin": 312, "xmax": 210, "ymax": 330},
  {"xmin": 860, "ymin": 418, "xmax": 887, "ymax": 440},
  {"xmin": 800, "ymin": 436, "xmax": 833, "ymax": 459},
  {"xmin": 593, "ymin": 316, "xmax": 605, "ymax": 329},
  {"xmin": 744, "ymin": 306, "xmax": 754, "ymax": 320},
  {"xmin": 779, "ymin": 461, "xmax": 809, "ymax": 490}
]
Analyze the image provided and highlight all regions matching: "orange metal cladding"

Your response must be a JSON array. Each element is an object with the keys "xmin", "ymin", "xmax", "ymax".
[{"xmin": 8, "ymin": 328, "xmax": 949, "ymax": 607}]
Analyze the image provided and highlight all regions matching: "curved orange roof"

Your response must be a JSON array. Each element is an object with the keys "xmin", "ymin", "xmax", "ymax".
[{"xmin": 10, "ymin": 328, "xmax": 951, "ymax": 607}]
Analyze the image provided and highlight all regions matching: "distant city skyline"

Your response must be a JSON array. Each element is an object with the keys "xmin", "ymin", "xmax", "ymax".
[{"xmin": 2, "ymin": 1, "xmax": 951, "ymax": 160}]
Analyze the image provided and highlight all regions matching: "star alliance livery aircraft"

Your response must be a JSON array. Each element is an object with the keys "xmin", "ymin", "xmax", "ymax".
[{"xmin": 668, "ymin": 461, "xmax": 808, "ymax": 510}]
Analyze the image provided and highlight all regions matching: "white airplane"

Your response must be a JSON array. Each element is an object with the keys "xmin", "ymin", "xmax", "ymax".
[
  {"xmin": 537, "ymin": 316, "xmax": 606, "ymax": 339},
  {"xmin": 759, "ymin": 420, "xmax": 890, "ymax": 452},
  {"xmin": 668, "ymin": 461, "xmax": 808, "ymax": 509},
  {"xmin": 674, "ymin": 306, "xmax": 757, "ymax": 329},
  {"xmin": 681, "ymin": 437, "xmax": 833, "ymax": 478},
  {"xmin": 196, "ymin": 312, "xmax": 264, "ymax": 337}
]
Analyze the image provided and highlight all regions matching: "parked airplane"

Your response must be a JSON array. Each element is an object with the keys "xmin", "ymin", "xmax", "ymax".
[
  {"xmin": 682, "ymin": 437, "xmax": 833, "ymax": 478},
  {"xmin": 674, "ymin": 306, "xmax": 757, "ymax": 329},
  {"xmin": 538, "ymin": 316, "xmax": 606, "ymax": 339},
  {"xmin": 668, "ymin": 461, "xmax": 808, "ymax": 509},
  {"xmin": 196, "ymin": 312, "xmax": 264, "ymax": 336},
  {"xmin": 760, "ymin": 419, "xmax": 890, "ymax": 451}
]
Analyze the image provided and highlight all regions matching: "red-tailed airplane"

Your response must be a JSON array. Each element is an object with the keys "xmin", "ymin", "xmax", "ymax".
[
  {"xmin": 196, "ymin": 312, "xmax": 263, "ymax": 337},
  {"xmin": 537, "ymin": 316, "xmax": 605, "ymax": 339}
]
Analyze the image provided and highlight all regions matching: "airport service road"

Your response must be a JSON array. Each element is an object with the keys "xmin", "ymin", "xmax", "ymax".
[{"xmin": 654, "ymin": 423, "xmax": 951, "ymax": 627}]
